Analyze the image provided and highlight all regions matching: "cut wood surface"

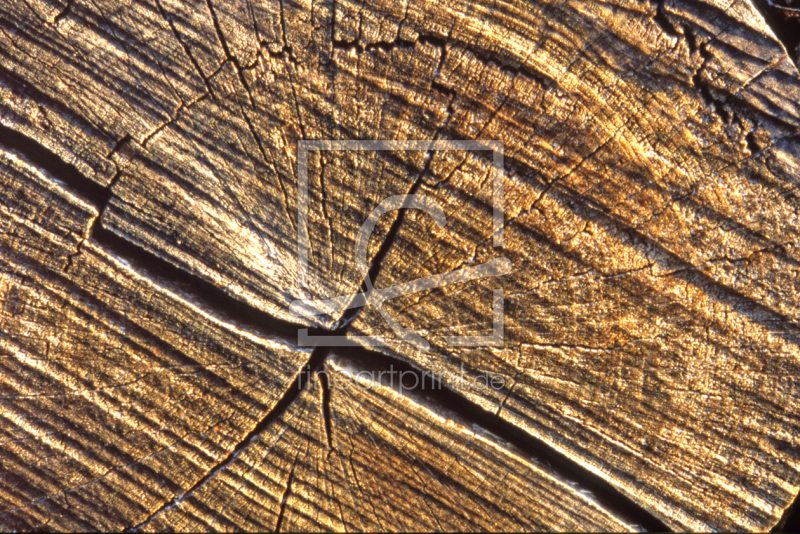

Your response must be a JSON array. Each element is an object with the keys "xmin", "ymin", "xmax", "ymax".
[
  {"xmin": 0, "ymin": 149, "xmax": 309, "ymax": 530},
  {"xmin": 1, "ymin": 0, "xmax": 800, "ymax": 531},
  {"xmin": 139, "ymin": 355, "xmax": 635, "ymax": 532}
]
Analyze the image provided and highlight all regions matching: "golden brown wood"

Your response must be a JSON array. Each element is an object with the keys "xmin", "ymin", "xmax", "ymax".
[
  {"xmin": 0, "ymin": 148, "xmax": 310, "ymax": 530},
  {"xmin": 140, "ymin": 355, "xmax": 634, "ymax": 532},
  {"xmin": 1, "ymin": 0, "xmax": 800, "ymax": 531}
]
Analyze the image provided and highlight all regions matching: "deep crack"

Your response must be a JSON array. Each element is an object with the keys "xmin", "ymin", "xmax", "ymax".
[
  {"xmin": 128, "ymin": 345, "xmax": 330, "ymax": 532},
  {"xmin": 1, "ymin": 115, "xmax": 670, "ymax": 533}
]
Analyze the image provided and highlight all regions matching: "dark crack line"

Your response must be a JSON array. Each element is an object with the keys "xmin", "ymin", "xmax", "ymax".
[
  {"xmin": 335, "ymin": 345, "xmax": 671, "ymax": 532},
  {"xmin": 52, "ymin": 0, "xmax": 73, "ymax": 24},
  {"xmin": 0, "ymin": 123, "xmax": 303, "ymax": 342},
  {"xmin": 274, "ymin": 456, "xmax": 298, "ymax": 532},
  {"xmin": 128, "ymin": 343, "xmax": 332, "ymax": 532},
  {"xmin": 692, "ymin": 41, "xmax": 732, "ymax": 123},
  {"xmin": 1, "ymin": 104, "xmax": 670, "ymax": 532},
  {"xmin": 335, "ymin": 141, "xmax": 438, "ymax": 329},
  {"xmin": 0, "ymin": 122, "xmax": 112, "ymax": 208},
  {"xmin": 652, "ymin": 0, "xmax": 681, "ymax": 39},
  {"xmin": 155, "ymin": 0, "xmax": 215, "ymax": 96},
  {"xmin": 318, "ymin": 368, "xmax": 334, "ymax": 452}
]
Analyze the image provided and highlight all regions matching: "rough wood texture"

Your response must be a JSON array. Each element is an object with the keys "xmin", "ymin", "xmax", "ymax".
[
  {"xmin": 0, "ymin": 147, "xmax": 636, "ymax": 531},
  {"xmin": 0, "ymin": 148, "xmax": 314, "ymax": 530},
  {"xmin": 345, "ymin": 1, "xmax": 800, "ymax": 530},
  {"xmin": 2, "ymin": 0, "xmax": 800, "ymax": 531},
  {"xmin": 139, "ymin": 355, "xmax": 634, "ymax": 532}
]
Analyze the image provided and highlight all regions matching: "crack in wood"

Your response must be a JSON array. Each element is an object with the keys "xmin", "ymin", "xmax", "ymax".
[
  {"xmin": 330, "ymin": 346, "xmax": 671, "ymax": 532},
  {"xmin": 0, "ymin": 120, "xmax": 671, "ymax": 531},
  {"xmin": 52, "ymin": 0, "xmax": 72, "ymax": 25},
  {"xmin": 274, "ymin": 456, "xmax": 298, "ymax": 532},
  {"xmin": 0, "ymin": 122, "xmax": 112, "ymax": 208},
  {"xmin": 4, "ymin": 0, "xmax": 800, "ymax": 527},
  {"xmin": 127, "ymin": 342, "xmax": 333, "ymax": 532},
  {"xmin": 318, "ymin": 366, "xmax": 334, "ymax": 452}
]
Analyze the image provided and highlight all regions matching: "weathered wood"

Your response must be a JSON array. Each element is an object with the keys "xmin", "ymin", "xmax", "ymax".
[
  {"xmin": 0, "ymin": 148, "xmax": 309, "ymax": 530},
  {"xmin": 0, "ymin": 147, "xmax": 638, "ymax": 531},
  {"xmin": 2, "ymin": 0, "xmax": 800, "ymax": 531},
  {"xmin": 140, "ymin": 354, "xmax": 635, "ymax": 532}
]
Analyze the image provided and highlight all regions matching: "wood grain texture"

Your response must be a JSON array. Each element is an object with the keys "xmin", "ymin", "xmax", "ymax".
[
  {"xmin": 0, "ymin": 144, "xmax": 641, "ymax": 531},
  {"xmin": 1, "ymin": 0, "xmax": 800, "ymax": 531},
  {"xmin": 0, "ymin": 147, "xmax": 637, "ymax": 531},
  {"xmin": 344, "ymin": 0, "xmax": 800, "ymax": 530},
  {"xmin": 139, "ymin": 354, "xmax": 635, "ymax": 532},
  {"xmin": 0, "ymin": 148, "xmax": 308, "ymax": 530}
]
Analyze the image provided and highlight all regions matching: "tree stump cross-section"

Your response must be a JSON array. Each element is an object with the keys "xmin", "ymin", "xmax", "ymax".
[{"xmin": 2, "ymin": 0, "xmax": 800, "ymax": 531}]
